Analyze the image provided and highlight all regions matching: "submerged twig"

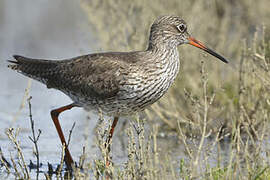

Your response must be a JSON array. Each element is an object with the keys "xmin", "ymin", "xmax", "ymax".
[
  {"xmin": 67, "ymin": 122, "xmax": 76, "ymax": 147},
  {"xmin": 27, "ymin": 96, "xmax": 42, "ymax": 179}
]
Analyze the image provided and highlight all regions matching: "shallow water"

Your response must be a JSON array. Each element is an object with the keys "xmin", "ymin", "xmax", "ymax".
[{"xmin": 0, "ymin": 0, "xmax": 99, "ymax": 178}]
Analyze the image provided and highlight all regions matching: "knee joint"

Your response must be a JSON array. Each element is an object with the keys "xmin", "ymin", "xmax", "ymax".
[{"xmin": 51, "ymin": 110, "xmax": 59, "ymax": 117}]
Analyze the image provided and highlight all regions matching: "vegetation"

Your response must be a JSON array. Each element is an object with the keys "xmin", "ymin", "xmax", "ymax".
[{"xmin": 1, "ymin": 0, "xmax": 270, "ymax": 179}]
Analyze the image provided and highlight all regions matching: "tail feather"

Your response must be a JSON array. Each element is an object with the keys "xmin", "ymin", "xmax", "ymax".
[
  {"xmin": 7, "ymin": 55, "xmax": 25, "ymax": 70},
  {"xmin": 8, "ymin": 55, "xmax": 60, "ymax": 87}
]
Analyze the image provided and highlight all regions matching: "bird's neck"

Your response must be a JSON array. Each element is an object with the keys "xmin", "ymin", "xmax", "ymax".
[
  {"xmin": 147, "ymin": 30, "xmax": 178, "ymax": 52},
  {"xmin": 146, "ymin": 42, "xmax": 179, "ymax": 65},
  {"xmin": 146, "ymin": 32, "xmax": 180, "ymax": 67},
  {"xmin": 146, "ymin": 42, "xmax": 180, "ymax": 82},
  {"xmin": 144, "ymin": 42, "xmax": 180, "ymax": 99}
]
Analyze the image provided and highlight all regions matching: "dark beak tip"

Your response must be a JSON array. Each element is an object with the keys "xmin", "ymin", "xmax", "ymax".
[
  {"xmin": 188, "ymin": 37, "xmax": 229, "ymax": 64},
  {"xmin": 220, "ymin": 57, "xmax": 229, "ymax": 64}
]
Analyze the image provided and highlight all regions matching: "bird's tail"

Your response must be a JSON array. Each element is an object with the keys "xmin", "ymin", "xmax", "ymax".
[{"xmin": 8, "ymin": 55, "xmax": 59, "ymax": 86}]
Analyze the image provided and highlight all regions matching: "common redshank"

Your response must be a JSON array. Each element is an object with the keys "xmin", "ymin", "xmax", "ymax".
[{"xmin": 8, "ymin": 15, "xmax": 228, "ymax": 168}]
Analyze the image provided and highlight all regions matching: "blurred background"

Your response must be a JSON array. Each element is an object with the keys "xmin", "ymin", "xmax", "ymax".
[
  {"xmin": 0, "ymin": 0, "xmax": 270, "ymax": 178},
  {"xmin": 0, "ymin": 0, "xmax": 96, "ymax": 167}
]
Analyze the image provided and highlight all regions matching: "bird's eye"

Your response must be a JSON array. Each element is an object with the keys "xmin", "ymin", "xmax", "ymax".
[{"xmin": 177, "ymin": 23, "xmax": 186, "ymax": 33}]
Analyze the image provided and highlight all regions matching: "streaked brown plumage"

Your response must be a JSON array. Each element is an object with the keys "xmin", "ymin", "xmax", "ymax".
[{"xmin": 8, "ymin": 15, "xmax": 228, "ymax": 168}]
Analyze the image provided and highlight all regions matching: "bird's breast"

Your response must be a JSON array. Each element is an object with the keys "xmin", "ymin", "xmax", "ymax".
[
  {"xmin": 116, "ymin": 49, "xmax": 180, "ymax": 112},
  {"xmin": 82, "ymin": 49, "xmax": 180, "ymax": 116}
]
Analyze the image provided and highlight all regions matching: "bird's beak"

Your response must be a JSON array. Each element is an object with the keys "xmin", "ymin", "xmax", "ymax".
[{"xmin": 188, "ymin": 37, "xmax": 228, "ymax": 63}]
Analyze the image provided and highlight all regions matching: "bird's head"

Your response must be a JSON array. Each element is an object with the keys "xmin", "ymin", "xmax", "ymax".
[{"xmin": 148, "ymin": 15, "xmax": 228, "ymax": 63}]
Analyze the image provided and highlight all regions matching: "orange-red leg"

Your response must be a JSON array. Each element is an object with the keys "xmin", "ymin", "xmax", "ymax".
[
  {"xmin": 50, "ymin": 103, "xmax": 76, "ymax": 169},
  {"xmin": 105, "ymin": 116, "xmax": 119, "ymax": 166}
]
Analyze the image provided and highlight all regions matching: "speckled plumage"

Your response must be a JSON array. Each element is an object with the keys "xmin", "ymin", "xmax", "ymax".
[{"xmin": 8, "ymin": 16, "xmax": 186, "ymax": 116}]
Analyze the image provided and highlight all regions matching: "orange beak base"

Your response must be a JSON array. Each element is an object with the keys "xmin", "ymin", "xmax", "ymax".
[{"xmin": 188, "ymin": 37, "xmax": 228, "ymax": 64}]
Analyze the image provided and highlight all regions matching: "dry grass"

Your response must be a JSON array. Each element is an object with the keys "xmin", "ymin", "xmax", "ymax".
[
  {"xmin": 78, "ymin": 0, "xmax": 270, "ymax": 179},
  {"xmin": 80, "ymin": 0, "xmax": 270, "ymax": 136},
  {"xmin": 1, "ymin": 0, "xmax": 270, "ymax": 179}
]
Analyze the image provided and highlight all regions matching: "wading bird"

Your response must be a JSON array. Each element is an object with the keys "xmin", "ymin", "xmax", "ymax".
[{"xmin": 8, "ymin": 15, "xmax": 228, "ymax": 168}]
